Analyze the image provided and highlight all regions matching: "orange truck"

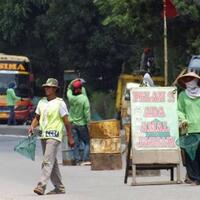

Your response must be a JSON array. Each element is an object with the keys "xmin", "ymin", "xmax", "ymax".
[{"xmin": 0, "ymin": 54, "xmax": 34, "ymax": 123}]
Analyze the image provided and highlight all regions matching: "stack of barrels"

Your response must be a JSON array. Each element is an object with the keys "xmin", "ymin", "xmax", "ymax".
[{"xmin": 89, "ymin": 119, "xmax": 122, "ymax": 170}]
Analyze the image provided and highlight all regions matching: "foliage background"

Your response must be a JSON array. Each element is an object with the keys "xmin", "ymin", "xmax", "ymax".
[{"xmin": 0, "ymin": 0, "xmax": 200, "ymax": 117}]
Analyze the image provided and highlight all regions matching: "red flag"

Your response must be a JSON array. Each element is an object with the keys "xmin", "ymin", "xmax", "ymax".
[{"xmin": 161, "ymin": 0, "xmax": 178, "ymax": 18}]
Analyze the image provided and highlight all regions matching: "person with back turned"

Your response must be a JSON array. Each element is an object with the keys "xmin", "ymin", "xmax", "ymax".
[{"xmin": 67, "ymin": 79, "xmax": 91, "ymax": 166}]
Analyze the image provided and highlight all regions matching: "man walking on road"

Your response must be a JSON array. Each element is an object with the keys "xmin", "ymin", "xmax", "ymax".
[
  {"xmin": 67, "ymin": 79, "xmax": 91, "ymax": 166},
  {"xmin": 28, "ymin": 78, "xmax": 74, "ymax": 195}
]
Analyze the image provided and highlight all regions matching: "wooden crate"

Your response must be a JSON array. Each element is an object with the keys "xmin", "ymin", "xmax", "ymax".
[{"xmin": 91, "ymin": 153, "xmax": 122, "ymax": 170}]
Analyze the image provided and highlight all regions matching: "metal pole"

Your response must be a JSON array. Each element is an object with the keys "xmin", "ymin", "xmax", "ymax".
[{"xmin": 163, "ymin": 0, "xmax": 168, "ymax": 86}]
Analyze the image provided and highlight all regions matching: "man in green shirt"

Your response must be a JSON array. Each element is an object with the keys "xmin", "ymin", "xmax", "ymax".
[
  {"xmin": 67, "ymin": 79, "xmax": 91, "ymax": 165},
  {"xmin": 6, "ymin": 82, "xmax": 21, "ymax": 125}
]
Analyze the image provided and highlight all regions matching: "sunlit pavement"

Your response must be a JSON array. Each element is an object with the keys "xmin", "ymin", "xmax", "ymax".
[{"xmin": 0, "ymin": 128, "xmax": 200, "ymax": 200}]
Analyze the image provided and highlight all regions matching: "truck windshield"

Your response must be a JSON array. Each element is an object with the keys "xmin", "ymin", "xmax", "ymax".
[{"xmin": 0, "ymin": 74, "xmax": 30, "ymax": 97}]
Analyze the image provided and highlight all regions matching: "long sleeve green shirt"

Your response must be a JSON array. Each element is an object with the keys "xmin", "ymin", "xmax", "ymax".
[
  {"xmin": 67, "ymin": 80, "xmax": 90, "ymax": 126},
  {"xmin": 178, "ymin": 91, "xmax": 200, "ymax": 133},
  {"xmin": 6, "ymin": 88, "xmax": 20, "ymax": 106}
]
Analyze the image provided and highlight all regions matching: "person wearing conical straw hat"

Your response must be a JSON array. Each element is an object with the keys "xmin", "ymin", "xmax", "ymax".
[{"xmin": 177, "ymin": 72, "xmax": 200, "ymax": 185}]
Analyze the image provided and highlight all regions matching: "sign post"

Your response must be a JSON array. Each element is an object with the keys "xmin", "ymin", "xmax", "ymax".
[{"xmin": 128, "ymin": 87, "xmax": 181, "ymax": 185}]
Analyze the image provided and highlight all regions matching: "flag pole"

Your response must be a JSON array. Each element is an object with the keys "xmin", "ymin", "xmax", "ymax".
[{"xmin": 163, "ymin": 0, "xmax": 168, "ymax": 86}]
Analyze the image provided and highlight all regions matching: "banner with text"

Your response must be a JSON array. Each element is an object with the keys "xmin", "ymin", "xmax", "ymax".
[{"xmin": 130, "ymin": 87, "xmax": 179, "ymax": 150}]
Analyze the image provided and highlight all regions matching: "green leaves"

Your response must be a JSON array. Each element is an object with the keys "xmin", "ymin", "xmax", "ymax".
[
  {"xmin": 191, "ymin": 35, "xmax": 200, "ymax": 54},
  {"xmin": 94, "ymin": 0, "xmax": 200, "ymax": 80},
  {"xmin": 0, "ymin": 0, "xmax": 200, "ymax": 90}
]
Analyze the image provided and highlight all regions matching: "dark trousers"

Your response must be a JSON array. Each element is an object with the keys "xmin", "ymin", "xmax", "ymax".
[
  {"xmin": 72, "ymin": 125, "xmax": 90, "ymax": 162},
  {"xmin": 7, "ymin": 106, "xmax": 16, "ymax": 125},
  {"xmin": 185, "ymin": 142, "xmax": 200, "ymax": 183}
]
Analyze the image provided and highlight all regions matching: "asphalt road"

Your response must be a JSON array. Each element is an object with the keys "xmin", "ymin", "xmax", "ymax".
[{"xmin": 0, "ymin": 129, "xmax": 200, "ymax": 200}]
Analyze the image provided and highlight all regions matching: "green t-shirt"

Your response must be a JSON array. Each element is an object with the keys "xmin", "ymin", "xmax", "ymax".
[{"xmin": 67, "ymin": 80, "xmax": 90, "ymax": 126}]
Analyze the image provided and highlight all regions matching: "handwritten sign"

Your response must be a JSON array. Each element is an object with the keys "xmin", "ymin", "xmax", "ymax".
[{"xmin": 130, "ymin": 87, "xmax": 179, "ymax": 150}]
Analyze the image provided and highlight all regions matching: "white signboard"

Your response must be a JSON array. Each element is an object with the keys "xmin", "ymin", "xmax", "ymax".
[{"xmin": 130, "ymin": 87, "xmax": 179, "ymax": 150}]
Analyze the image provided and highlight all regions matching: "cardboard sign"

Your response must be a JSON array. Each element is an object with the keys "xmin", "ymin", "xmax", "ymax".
[{"xmin": 130, "ymin": 87, "xmax": 179, "ymax": 150}]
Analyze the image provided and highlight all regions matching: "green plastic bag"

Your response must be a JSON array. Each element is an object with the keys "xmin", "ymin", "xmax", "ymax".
[
  {"xmin": 14, "ymin": 135, "xmax": 37, "ymax": 161},
  {"xmin": 176, "ymin": 134, "xmax": 200, "ymax": 161}
]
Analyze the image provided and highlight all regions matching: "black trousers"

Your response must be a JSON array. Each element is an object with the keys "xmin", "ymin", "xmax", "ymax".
[
  {"xmin": 185, "ymin": 142, "xmax": 200, "ymax": 183},
  {"xmin": 7, "ymin": 106, "xmax": 16, "ymax": 125}
]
